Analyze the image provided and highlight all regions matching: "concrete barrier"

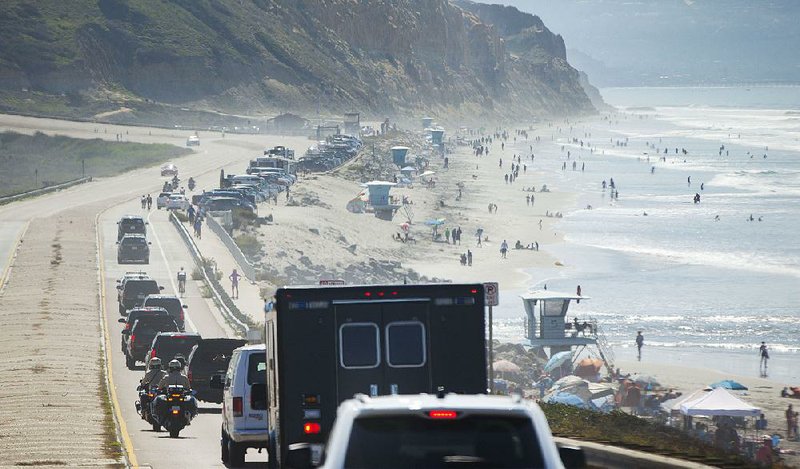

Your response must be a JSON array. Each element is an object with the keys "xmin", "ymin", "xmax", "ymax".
[
  {"xmin": 0, "ymin": 176, "xmax": 92, "ymax": 206},
  {"xmin": 168, "ymin": 212, "xmax": 249, "ymax": 335},
  {"xmin": 205, "ymin": 212, "xmax": 257, "ymax": 282}
]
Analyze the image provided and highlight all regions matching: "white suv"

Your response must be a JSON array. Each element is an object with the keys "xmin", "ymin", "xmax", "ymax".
[
  {"xmin": 215, "ymin": 344, "xmax": 268, "ymax": 467},
  {"xmin": 288, "ymin": 393, "xmax": 584, "ymax": 469}
]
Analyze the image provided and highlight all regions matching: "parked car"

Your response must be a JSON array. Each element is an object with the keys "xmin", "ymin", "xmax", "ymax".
[
  {"xmin": 161, "ymin": 163, "xmax": 179, "ymax": 176},
  {"xmin": 186, "ymin": 135, "xmax": 200, "ymax": 146},
  {"xmin": 166, "ymin": 193, "xmax": 190, "ymax": 211},
  {"xmin": 145, "ymin": 332, "xmax": 202, "ymax": 369},
  {"xmin": 156, "ymin": 192, "xmax": 172, "ymax": 209},
  {"xmin": 117, "ymin": 234, "xmax": 150, "ymax": 264},
  {"xmin": 142, "ymin": 294, "xmax": 187, "ymax": 331},
  {"xmin": 117, "ymin": 306, "xmax": 170, "ymax": 353},
  {"xmin": 216, "ymin": 344, "xmax": 267, "ymax": 467},
  {"xmin": 117, "ymin": 215, "xmax": 147, "ymax": 241},
  {"xmin": 124, "ymin": 316, "xmax": 179, "ymax": 369},
  {"xmin": 202, "ymin": 196, "xmax": 256, "ymax": 215},
  {"xmin": 186, "ymin": 338, "xmax": 247, "ymax": 403},
  {"xmin": 117, "ymin": 275, "xmax": 163, "ymax": 315}
]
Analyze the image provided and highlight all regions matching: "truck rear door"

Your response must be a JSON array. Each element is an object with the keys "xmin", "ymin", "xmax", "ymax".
[{"xmin": 334, "ymin": 300, "xmax": 430, "ymax": 399}]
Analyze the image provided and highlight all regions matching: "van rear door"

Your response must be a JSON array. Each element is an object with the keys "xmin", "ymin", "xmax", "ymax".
[
  {"xmin": 242, "ymin": 350, "xmax": 267, "ymax": 430},
  {"xmin": 334, "ymin": 300, "xmax": 430, "ymax": 399}
]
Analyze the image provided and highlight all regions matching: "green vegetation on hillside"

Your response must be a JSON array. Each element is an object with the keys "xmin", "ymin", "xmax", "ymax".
[{"xmin": 0, "ymin": 131, "xmax": 191, "ymax": 197}]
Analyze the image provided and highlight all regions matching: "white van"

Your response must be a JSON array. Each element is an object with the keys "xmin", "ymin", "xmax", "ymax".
[{"xmin": 215, "ymin": 344, "xmax": 268, "ymax": 467}]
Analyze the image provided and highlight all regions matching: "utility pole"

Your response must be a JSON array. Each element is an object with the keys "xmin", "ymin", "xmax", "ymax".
[
  {"xmin": 34, "ymin": 168, "xmax": 38, "ymax": 187},
  {"xmin": 81, "ymin": 159, "xmax": 85, "ymax": 178}
]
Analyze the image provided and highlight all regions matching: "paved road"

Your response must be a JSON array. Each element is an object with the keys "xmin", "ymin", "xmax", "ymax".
[
  {"xmin": 99, "ymin": 200, "xmax": 267, "ymax": 467},
  {"xmin": 0, "ymin": 114, "xmax": 302, "ymax": 467}
]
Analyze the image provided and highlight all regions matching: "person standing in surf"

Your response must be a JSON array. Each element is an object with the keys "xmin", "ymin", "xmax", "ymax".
[
  {"xmin": 635, "ymin": 331, "xmax": 644, "ymax": 361},
  {"xmin": 759, "ymin": 341, "xmax": 770, "ymax": 375}
]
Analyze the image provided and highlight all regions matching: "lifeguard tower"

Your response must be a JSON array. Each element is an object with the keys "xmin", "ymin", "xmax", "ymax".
[
  {"xmin": 391, "ymin": 146, "xmax": 410, "ymax": 167},
  {"xmin": 520, "ymin": 290, "xmax": 615, "ymax": 374},
  {"xmin": 364, "ymin": 181, "xmax": 400, "ymax": 220}
]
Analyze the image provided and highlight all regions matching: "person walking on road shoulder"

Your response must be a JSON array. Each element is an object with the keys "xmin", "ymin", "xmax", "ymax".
[
  {"xmin": 635, "ymin": 331, "xmax": 644, "ymax": 361},
  {"xmin": 229, "ymin": 269, "xmax": 242, "ymax": 299}
]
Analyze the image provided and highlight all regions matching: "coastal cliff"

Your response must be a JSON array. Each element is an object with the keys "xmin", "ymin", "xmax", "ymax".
[{"xmin": 0, "ymin": 0, "xmax": 595, "ymax": 123}]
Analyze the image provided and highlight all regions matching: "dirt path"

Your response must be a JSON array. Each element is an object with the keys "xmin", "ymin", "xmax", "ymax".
[{"xmin": 0, "ymin": 209, "xmax": 120, "ymax": 466}]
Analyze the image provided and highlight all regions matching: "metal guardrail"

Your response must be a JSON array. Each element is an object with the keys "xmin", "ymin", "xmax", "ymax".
[
  {"xmin": 205, "ymin": 212, "xmax": 257, "ymax": 282},
  {"xmin": 168, "ymin": 211, "xmax": 249, "ymax": 336},
  {"xmin": 0, "ymin": 176, "xmax": 92, "ymax": 206}
]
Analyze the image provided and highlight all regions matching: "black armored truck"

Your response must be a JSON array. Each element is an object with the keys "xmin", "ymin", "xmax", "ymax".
[{"xmin": 263, "ymin": 283, "xmax": 487, "ymax": 468}]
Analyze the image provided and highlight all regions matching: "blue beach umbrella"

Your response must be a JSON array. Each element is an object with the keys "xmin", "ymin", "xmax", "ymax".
[
  {"xmin": 544, "ymin": 351, "xmax": 573, "ymax": 373},
  {"xmin": 710, "ymin": 379, "xmax": 748, "ymax": 391},
  {"xmin": 545, "ymin": 391, "xmax": 591, "ymax": 409}
]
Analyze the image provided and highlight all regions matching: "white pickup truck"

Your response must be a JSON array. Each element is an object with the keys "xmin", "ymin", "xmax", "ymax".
[{"xmin": 285, "ymin": 393, "xmax": 586, "ymax": 469}]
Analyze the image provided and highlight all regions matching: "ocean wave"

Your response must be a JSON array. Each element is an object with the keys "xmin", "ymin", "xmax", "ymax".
[
  {"xmin": 611, "ymin": 341, "xmax": 800, "ymax": 353},
  {"xmin": 564, "ymin": 239, "xmax": 800, "ymax": 278}
]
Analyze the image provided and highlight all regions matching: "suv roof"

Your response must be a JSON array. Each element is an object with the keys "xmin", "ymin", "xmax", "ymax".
[
  {"xmin": 340, "ymin": 393, "xmax": 539, "ymax": 413},
  {"xmin": 120, "ymin": 233, "xmax": 147, "ymax": 240},
  {"xmin": 132, "ymin": 315, "xmax": 178, "ymax": 330}
]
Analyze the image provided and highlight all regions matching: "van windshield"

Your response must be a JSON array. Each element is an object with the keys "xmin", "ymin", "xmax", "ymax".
[{"xmin": 343, "ymin": 415, "xmax": 543, "ymax": 469}]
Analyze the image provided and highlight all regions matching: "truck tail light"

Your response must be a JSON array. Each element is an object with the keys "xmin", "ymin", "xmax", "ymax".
[
  {"xmin": 180, "ymin": 310, "xmax": 185, "ymax": 324},
  {"xmin": 303, "ymin": 422, "xmax": 321, "ymax": 434},
  {"xmin": 130, "ymin": 334, "xmax": 135, "ymax": 344},
  {"xmin": 150, "ymin": 348, "xmax": 156, "ymax": 359},
  {"xmin": 428, "ymin": 410, "xmax": 458, "ymax": 419},
  {"xmin": 233, "ymin": 397, "xmax": 243, "ymax": 417}
]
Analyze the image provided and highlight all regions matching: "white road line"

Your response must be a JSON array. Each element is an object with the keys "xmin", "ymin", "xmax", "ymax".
[{"xmin": 146, "ymin": 209, "xmax": 198, "ymax": 333}]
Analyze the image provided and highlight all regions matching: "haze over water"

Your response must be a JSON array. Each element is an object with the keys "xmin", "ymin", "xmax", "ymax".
[{"xmin": 495, "ymin": 85, "xmax": 800, "ymax": 384}]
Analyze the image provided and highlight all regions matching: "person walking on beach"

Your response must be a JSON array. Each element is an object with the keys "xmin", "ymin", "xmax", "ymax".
[
  {"xmin": 467, "ymin": 249, "xmax": 473, "ymax": 266},
  {"xmin": 787, "ymin": 405, "xmax": 794, "ymax": 439},
  {"xmin": 635, "ymin": 331, "xmax": 644, "ymax": 361},
  {"xmin": 760, "ymin": 341, "xmax": 770, "ymax": 374},
  {"xmin": 229, "ymin": 269, "xmax": 242, "ymax": 299},
  {"xmin": 500, "ymin": 240, "xmax": 508, "ymax": 259},
  {"xmin": 445, "ymin": 227, "xmax": 451, "ymax": 244},
  {"xmin": 146, "ymin": 194, "xmax": 152, "ymax": 210},
  {"xmin": 526, "ymin": 195, "xmax": 530, "ymax": 206}
]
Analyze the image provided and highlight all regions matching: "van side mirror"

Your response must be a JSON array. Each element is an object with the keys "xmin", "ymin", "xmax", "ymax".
[
  {"xmin": 286, "ymin": 443, "xmax": 315, "ymax": 469},
  {"xmin": 558, "ymin": 444, "xmax": 587, "ymax": 469},
  {"xmin": 159, "ymin": 286, "xmax": 164, "ymax": 290},
  {"xmin": 209, "ymin": 374, "xmax": 223, "ymax": 389},
  {"xmin": 121, "ymin": 330, "xmax": 131, "ymax": 335},
  {"xmin": 118, "ymin": 318, "xmax": 127, "ymax": 323},
  {"xmin": 183, "ymin": 305, "xmax": 188, "ymax": 309}
]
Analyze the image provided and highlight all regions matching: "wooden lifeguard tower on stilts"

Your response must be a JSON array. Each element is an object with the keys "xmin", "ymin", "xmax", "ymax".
[{"xmin": 521, "ymin": 291, "xmax": 615, "ymax": 375}]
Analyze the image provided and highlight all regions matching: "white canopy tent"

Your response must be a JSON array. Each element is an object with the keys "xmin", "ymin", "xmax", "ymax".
[{"xmin": 680, "ymin": 387, "xmax": 760, "ymax": 417}]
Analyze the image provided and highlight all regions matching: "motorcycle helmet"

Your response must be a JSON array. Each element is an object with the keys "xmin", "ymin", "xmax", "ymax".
[
  {"xmin": 149, "ymin": 357, "xmax": 162, "ymax": 370},
  {"xmin": 168, "ymin": 359, "xmax": 182, "ymax": 372}
]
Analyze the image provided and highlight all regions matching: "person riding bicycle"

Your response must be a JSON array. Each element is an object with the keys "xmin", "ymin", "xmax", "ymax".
[{"xmin": 177, "ymin": 267, "xmax": 187, "ymax": 294}]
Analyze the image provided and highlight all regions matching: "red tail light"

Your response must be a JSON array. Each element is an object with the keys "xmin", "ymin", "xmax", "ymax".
[
  {"xmin": 130, "ymin": 334, "xmax": 136, "ymax": 344},
  {"xmin": 187, "ymin": 369, "xmax": 192, "ymax": 382},
  {"xmin": 428, "ymin": 410, "xmax": 458, "ymax": 419},
  {"xmin": 180, "ymin": 310, "xmax": 185, "ymax": 323},
  {"xmin": 150, "ymin": 349, "xmax": 156, "ymax": 358},
  {"xmin": 303, "ymin": 422, "xmax": 321, "ymax": 434},
  {"xmin": 232, "ymin": 397, "xmax": 243, "ymax": 417}
]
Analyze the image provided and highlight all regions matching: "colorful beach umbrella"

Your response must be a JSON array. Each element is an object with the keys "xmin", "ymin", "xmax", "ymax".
[{"xmin": 544, "ymin": 351, "xmax": 573, "ymax": 373}]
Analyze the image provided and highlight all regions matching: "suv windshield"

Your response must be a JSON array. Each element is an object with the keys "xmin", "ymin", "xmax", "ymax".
[
  {"xmin": 144, "ymin": 297, "xmax": 181, "ymax": 314},
  {"xmin": 122, "ymin": 237, "xmax": 147, "ymax": 245},
  {"xmin": 343, "ymin": 415, "xmax": 543, "ymax": 469},
  {"xmin": 124, "ymin": 280, "xmax": 160, "ymax": 299}
]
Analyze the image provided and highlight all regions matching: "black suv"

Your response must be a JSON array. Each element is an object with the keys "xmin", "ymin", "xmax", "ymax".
[
  {"xmin": 118, "ymin": 306, "xmax": 170, "ymax": 352},
  {"xmin": 117, "ymin": 275, "xmax": 163, "ymax": 315},
  {"xmin": 142, "ymin": 295, "xmax": 187, "ymax": 331},
  {"xmin": 117, "ymin": 215, "xmax": 147, "ymax": 241},
  {"xmin": 117, "ymin": 234, "xmax": 151, "ymax": 264},
  {"xmin": 124, "ymin": 316, "xmax": 178, "ymax": 369},
  {"xmin": 186, "ymin": 338, "xmax": 247, "ymax": 403},
  {"xmin": 145, "ymin": 332, "xmax": 202, "ymax": 369}
]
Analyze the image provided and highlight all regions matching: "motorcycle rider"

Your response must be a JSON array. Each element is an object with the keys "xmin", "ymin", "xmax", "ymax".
[
  {"xmin": 155, "ymin": 359, "xmax": 197, "ymax": 419},
  {"xmin": 139, "ymin": 357, "xmax": 166, "ymax": 390}
]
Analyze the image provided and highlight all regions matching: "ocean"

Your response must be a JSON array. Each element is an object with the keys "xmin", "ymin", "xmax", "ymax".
[{"xmin": 496, "ymin": 85, "xmax": 800, "ymax": 384}]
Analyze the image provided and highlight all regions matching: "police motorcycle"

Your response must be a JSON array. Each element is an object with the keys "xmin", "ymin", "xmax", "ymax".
[
  {"xmin": 135, "ymin": 385, "xmax": 161, "ymax": 431},
  {"xmin": 187, "ymin": 177, "xmax": 196, "ymax": 191},
  {"xmin": 151, "ymin": 385, "xmax": 197, "ymax": 438}
]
